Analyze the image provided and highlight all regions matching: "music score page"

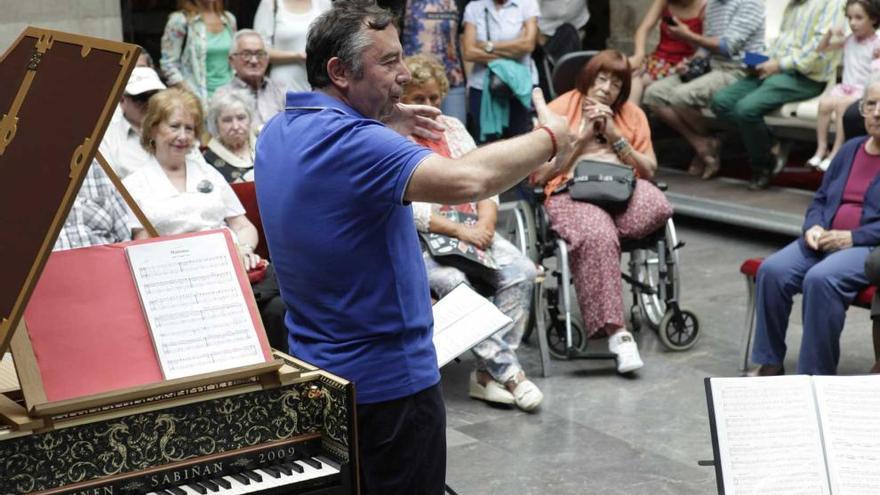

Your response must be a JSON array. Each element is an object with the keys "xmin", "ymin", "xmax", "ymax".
[
  {"xmin": 813, "ymin": 375, "xmax": 880, "ymax": 495},
  {"xmin": 710, "ymin": 376, "xmax": 831, "ymax": 495},
  {"xmin": 126, "ymin": 232, "xmax": 265, "ymax": 380},
  {"xmin": 432, "ymin": 284, "xmax": 512, "ymax": 367}
]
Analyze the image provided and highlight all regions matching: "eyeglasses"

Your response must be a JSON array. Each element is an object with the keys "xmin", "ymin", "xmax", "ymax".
[
  {"xmin": 233, "ymin": 50, "xmax": 268, "ymax": 61},
  {"xmin": 128, "ymin": 91, "xmax": 157, "ymax": 104},
  {"xmin": 859, "ymin": 100, "xmax": 880, "ymax": 116}
]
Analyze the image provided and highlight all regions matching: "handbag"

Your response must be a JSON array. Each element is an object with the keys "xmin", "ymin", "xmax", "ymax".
[
  {"xmin": 679, "ymin": 56, "xmax": 711, "ymax": 83},
  {"xmin": 419, "ymin": 211, "xmax": 499, "ymax": 289},
  {"xmin": 566, "ymin": 159, "xmax": 635, "ymax": 210},
  {"xmin": 485, "ymin": 8, "xmax": 513, "ymax": 99}
]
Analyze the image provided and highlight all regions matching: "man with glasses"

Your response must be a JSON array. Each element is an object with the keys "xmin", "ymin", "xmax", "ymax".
[
  {"xmin": 99, "ymin": 66, "xmax": 166, "ymax": 178},
  {"xmin": 216, "ymin": 29, "xmax": 286, "ymax": 131}
]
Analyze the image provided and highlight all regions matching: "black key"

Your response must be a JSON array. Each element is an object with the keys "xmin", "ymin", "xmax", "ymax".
[
  {"xmin": 167, "ymin": 487, "xmax": 187, "ymax": 495},
  {"xmin": 284, "ymin": 461, "xmax": 304, "ymax": 474},
  {"xmin": 187, "ymin": 483, "xmax": 207, "ymax": 494},
  {"xmin": 302, "ymin": 457, "xmax": 322, "ymax": 469},
  {"xmin": 262, "ymin": 466, "xmax": 282, "ymax": 478},
  {"xmin": 213, "ymin": 478, "xmax": 231, "ymax": 490},
  {"xmin": 315, "ymin": 455, "xmax": 342, "ymax": 470},
  {"xmin": 242, "ymin": 470, "xmax": 263, "ymax": 482},
  {"xmin": 198, "ymin": 480, "xmax": 219, "ymax": 492},
  {"xmin": 230, "ymin": 473, "xmax": 250, "ymax": 485},
  {"xmin": 275, "ymin": 463, "xmax": 293, "ymax": 476}
]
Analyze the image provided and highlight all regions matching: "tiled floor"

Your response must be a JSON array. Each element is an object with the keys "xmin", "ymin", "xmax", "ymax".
[{"xmin": 441, "ymin": 218, "xmax": 876, "ymax": 495}]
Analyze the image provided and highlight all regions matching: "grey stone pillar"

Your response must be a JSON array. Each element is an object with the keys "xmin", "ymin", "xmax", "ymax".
[{"xmin": 0, "ymin": 0, "xmax": 122, "ymax": 50}]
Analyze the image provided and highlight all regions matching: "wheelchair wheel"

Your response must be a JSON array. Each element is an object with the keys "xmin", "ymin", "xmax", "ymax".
[
  {"xmin": 658, "ymin": 308, "xmax": 700, "ymax": 351},
  {"xmin": 632, "ymin": 221, "xmax": 680, "ymax": 330},
  {"xmin": 545, "ymin": 311, "xmax": 587, "ymax": 359}
]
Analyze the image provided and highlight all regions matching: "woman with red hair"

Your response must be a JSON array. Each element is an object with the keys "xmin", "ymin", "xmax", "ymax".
[{"xmin": 533, "ymin": 50, "xmax": 673, "ymax": 374}]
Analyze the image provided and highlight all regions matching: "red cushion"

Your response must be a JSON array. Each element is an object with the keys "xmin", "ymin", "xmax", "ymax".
[
  {"xmin": 740, "ymin": 258, "xmax": 764, "ymax": 276},
  {"xmin": 856, "ymin": 285, "xmax": 876, "ymax": 307},
  {"xmin": 230, "ymin": 182, "xmax": 269, "ymax": 260},
  {"xmin": 740, "ymin": 257, "xmax": 875, "ymax": 308}
]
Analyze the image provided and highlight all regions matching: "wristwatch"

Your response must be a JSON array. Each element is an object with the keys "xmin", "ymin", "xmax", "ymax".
[{"xmin": 484, "ymin": 41, "xmax": 495, "ymax": 53}]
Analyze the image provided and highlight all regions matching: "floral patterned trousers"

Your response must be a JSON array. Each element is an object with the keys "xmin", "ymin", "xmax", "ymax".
[
  {"xmin": 424, "ymin": 234, "xmax": 537, "ymax": 383},
  {"xmin": 545, "ymin": 179, "xmax": 673, "ymax": 337}
]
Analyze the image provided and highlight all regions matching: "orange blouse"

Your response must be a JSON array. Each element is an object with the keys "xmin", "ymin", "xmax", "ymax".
[{"xmin": 543, "ymin": 89, "xmax": 655, "ymax": 197}]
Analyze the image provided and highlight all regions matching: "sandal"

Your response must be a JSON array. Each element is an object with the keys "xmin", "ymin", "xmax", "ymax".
[
  {"xmin": 698, "ymin": 138, "xmax": 721, "ymax": 180},
  {"xmin": 686, "ymin": 155, "xmax": 704, "ymax": 176}
]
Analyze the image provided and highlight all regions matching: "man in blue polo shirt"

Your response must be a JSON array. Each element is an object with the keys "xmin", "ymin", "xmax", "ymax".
[{"xmin": 255, "ymin": 1, "xmax": 577, "ymax": 493}]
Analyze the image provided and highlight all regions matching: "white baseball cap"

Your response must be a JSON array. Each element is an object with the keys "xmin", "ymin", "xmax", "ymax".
[{"xmin": 125, "ymin": 67, "xmax": 166, "ymax": 96}]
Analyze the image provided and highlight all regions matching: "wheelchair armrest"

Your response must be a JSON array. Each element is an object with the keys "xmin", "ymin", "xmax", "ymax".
[{"xmin": 532, "ymin": 187, "xmax": 547, "ymax": 202}]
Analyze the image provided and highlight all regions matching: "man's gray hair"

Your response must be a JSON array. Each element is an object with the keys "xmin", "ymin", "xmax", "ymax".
[
  {"xmin": 865, "ymin": 74, "xmax": 880, "ymax": 99},
  {"xmin": 206, "ymin": 89, "xmax": 256, "ymax": 138},
  {"xmin": 232, "ymin": 29, "xmax": 267, "ymax": 51}
]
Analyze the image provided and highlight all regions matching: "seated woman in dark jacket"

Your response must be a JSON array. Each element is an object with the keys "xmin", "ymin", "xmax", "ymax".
[{"xmin": 752, "ymin": 77, "xmax": 880, "ymax": 376}]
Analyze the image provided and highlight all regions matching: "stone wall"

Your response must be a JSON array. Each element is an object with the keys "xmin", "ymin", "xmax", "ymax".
[
  {"xmin": 607, "ymin": 0, "xmax": 656, "ymax": 54},
  {"xmin": 0, "ymin": 0, "xmax": 121, "ymax": 52}
]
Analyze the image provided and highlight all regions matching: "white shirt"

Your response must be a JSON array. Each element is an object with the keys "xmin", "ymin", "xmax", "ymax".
[
  {"xmin": 99, "ymin": 106, "xmax": 155, "ymax": 179},
  {"xmin": 254, "ymin": 0, "xmax": 332, "ymax": 92},
  {"xmin": 537, "ymin": 0, "xmax": 589, "ymax": 37},
  {"xmin": 463, "ymin": 0, "xmax": 541, "ymax": 90},
  {"xmin": 123, "ymin": 152, "xmax": 245, "ymax": 236}
]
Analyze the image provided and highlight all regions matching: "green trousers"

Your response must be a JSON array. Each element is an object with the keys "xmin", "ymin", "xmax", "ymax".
[{"xmin": 710, "ymin": 72, "xmax": 826, "ymax": 172}]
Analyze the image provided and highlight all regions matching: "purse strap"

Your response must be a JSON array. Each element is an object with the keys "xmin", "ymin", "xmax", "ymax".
[
  {"xmin": 570, "ymin": 175, "xmax": 634, "ymax": 185},
  {"xmin": 484, "ymin": 8, "xmax": 492, "ymax": 41}
]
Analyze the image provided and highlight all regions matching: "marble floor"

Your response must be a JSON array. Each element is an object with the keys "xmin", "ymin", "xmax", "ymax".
[{"xmin": 440, "ymin": 218, "xmax": 876, "ymax": 495}]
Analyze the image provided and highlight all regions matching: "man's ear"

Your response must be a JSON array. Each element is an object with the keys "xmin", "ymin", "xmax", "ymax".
[{"xmin": 326, "ymin": 57, "xmax": 350, "ymax": 90}]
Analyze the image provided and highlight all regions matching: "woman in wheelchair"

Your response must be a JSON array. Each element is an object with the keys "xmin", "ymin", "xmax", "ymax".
[
  {"xmin": 531, "ymin": 49, "xmax": 673, "ymax": 374},
  {"xmin": 403, "ymin": 54, "xmax": 544, "ymax": 411}
]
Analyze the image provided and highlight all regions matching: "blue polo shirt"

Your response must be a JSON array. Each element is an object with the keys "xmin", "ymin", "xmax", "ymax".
[{"xmin": 254, "ymin": 91, "xmax": 438, "ymax": 404}]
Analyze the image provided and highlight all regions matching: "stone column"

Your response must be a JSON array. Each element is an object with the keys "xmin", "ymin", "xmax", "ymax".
[
  {"xmin": 607, "ymin": 0, "xmax": 656, "ymax": 54},
  {"xmin": 0, "ymin": 0, "xmax": 122, "ymax": 50}
]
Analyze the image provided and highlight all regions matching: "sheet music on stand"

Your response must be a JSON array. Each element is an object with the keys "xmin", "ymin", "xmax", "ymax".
[
  {"xmin": 0, "ymin": 353, "xmax": 17, "ymax": 394},
  {"xmin": 432, "ymin": 284, "xmax": 512, "ymax": 367}
]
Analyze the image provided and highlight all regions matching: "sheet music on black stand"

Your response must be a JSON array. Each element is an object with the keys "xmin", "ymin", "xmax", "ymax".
[
  {"xmin": 432, "ymin": 284, "xmax": 512, "ymax": 367},
  {"xmin": 704, "ymin": 375, "xmax": 880, "ymax": 495}
]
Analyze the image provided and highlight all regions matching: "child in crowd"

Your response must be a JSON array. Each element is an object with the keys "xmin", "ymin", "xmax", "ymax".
[
  {"xmin": 628, "ymin": 0, "xmax": 706, "ymax": 103},
  {"xmin": 809, "ymin": 0, "xmax": 880, "ymax": 171}
]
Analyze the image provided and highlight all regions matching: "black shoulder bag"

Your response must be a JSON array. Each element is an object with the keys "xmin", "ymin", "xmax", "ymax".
[{"xmin": 565, "ymin": 159, "xmax": 635, "ymax": 210}]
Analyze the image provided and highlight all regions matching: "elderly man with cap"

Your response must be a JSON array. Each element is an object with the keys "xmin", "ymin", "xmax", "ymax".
[
  {"xmin": 215, "ymin": 29, "xmax": 286, "ymax": 131},
  {"xmin": 99, "ymin": 66, "xmax": 166, "ymax": 179}
]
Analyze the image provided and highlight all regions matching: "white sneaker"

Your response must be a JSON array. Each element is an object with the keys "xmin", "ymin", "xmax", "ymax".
[
  {"xmin": 817, "ymin": 157, "xmax": 832, "ymax": 172},
  {"xmin": 608, "ymin": 331, "xmax": 644, "ymax": 374}
]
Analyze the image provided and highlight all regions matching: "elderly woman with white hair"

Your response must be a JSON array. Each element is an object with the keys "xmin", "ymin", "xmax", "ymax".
[
  {"xmin": 751, "ymin": 76, "xmax": 880, "ymax": 376},
  {"xmin": 203, "ymin": 89, "xmax": 257, "ymax": 182}
]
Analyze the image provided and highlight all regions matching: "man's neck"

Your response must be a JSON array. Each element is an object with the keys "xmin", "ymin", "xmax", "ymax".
[
  {"xmin": 318, "ymin": 86, "xmax": 366, "ymax": 116},
  {"xmin": 239, "ymin": 75, "xmax": 264, "ymax": 90},
  {"xmin": 123, "ymin": 113, "xmax": 141, "ymax": 134}
]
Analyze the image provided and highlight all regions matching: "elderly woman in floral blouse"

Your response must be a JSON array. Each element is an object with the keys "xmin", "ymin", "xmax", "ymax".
[
  {"xmin": 160, "ymin": 0, "xmax": 237, "ymax": 103},
  {"xmin": 403, "ymin": 54, "xmax": 544, "ymax": 412}
]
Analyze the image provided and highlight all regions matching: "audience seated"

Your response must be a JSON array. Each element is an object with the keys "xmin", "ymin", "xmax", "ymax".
[
  {"xmin": 403, "ymin": 54, "xmax": 543, "ymax": 411},
  {"xmin": 643, "ymin": 0, "xmax": 765, "ymax": 180},
  {"xmin": 400, "ymin": 0, "xmax": 468, "ymax": 124},
  {"xmin": 536, "ymin": 0, "xmax": 590, "ymax": 46},
  {"xmin": 100, "ymin": 67, "xmax": 166, "ymax": 179},
  {"xmin": 123, "ymin": 88, "xmax": 287, "ymax": 351},
  {"xmin": 808, "ymin": 0, "xmax": 880, "ymax": 171},
  {"xmin": 749, "ymin": 77, "xmax": 880, "ymax": 377},
  {"xmin": 710, "ymin": 0, "xmax": 845, "ymax": 190},
  {"xmin": 160, "ymin": 0, "xmax": 237, "ymax": 103},
  {"xmin": 215, "ymin": 29, "xmax": 286, "ymax": 131},
  {"xmin": 531, "ymin": 50, "xmax": 673, "ymax": 374},
  {"xmin": 54, "ymin": 162, "xmax": 138, "ymax": 251},
  {"xmin": 253, "ymin": 0, "xmax": 332, "ymax": 92},
  {"xmin": 204, "ymin": 89, "xmax": 257, "ymax": 182},
  {"xmin": 461, "ymin": 0, "xmax": 540, "ymax": 142},
  {"xmin": 629, "ymin": 0, "xmax": 706, "ymax": 104}
]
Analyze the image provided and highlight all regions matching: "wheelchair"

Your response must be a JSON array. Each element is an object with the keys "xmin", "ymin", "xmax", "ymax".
[{"xmin": 501, "ymin": 186, "xmax": 701, "ymax": 362}]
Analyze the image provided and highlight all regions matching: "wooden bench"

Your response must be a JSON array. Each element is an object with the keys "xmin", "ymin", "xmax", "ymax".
[{"xmin": 739, "ymin": 257, "xmax": 877, "ymax": 373}]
